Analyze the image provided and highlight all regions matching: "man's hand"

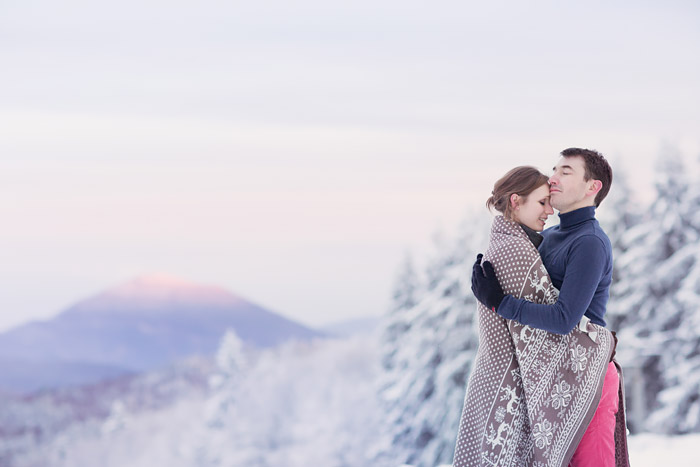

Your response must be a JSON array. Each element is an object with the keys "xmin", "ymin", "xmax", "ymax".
[{"xmin": 471, "ymin": 254, "xmax": 505, "ymax": 311}]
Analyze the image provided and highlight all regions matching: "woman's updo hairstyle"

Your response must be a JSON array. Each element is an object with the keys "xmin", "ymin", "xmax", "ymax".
[{"xmin": 486, "ymin": 166, "xmax": 549, "ymax": 219}]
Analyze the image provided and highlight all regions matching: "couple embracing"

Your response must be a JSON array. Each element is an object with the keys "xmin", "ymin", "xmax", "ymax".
[{"xmin": 453, "ymin": 148, "xmax": 630, "ymax": 467}]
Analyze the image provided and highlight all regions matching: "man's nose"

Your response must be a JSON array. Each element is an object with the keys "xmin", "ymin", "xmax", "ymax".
[{"xmin": 549, "ymin": 175, "xmax": 558, "ymax": 186}]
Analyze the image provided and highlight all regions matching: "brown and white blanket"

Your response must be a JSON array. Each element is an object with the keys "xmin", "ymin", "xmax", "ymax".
[{"xmin": 453, "ymin": 215, "xmax": 629, "ymax": 467}]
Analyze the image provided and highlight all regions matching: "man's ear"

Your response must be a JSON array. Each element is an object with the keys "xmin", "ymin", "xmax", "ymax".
[
  {"xmin": 588, "ymin": 179, "xmax": 603, "ymax": 197},
  {"xmin": 510, "ymin": 193, "xmax": 520, "ymax": 209}
]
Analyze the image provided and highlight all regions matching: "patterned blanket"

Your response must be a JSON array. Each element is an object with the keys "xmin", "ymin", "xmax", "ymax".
[{"xmin": 453, "ymin": 215, "xmax": 629, "ymax": 467}]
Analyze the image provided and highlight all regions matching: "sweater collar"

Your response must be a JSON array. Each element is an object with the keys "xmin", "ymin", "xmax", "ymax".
[
  {"xmin": 492, "ymin": 216, "xmax": 543, "ymax": 248},
  {"xmin": 558, "ymin": 205, "xmax": 596, "ymax": 229},
  {"xmin": 519, "ymin": 223, "xmax": 543, "ymax": 248}
]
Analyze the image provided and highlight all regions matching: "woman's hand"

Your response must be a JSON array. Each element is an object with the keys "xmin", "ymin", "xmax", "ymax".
[{"xmin": 471, "ymin": 254, "xmax": 505, "ymax": 311}]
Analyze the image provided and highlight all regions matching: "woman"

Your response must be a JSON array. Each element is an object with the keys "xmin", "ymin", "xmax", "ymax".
[{"xmin": 452, "ymin": 167, "xmax": 621, "ymax": 467}]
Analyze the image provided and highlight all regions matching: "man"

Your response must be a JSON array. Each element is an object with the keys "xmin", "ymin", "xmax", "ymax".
[{"xmin": 471, "ymin": 148, "xmax": 625, "ymax": 466}]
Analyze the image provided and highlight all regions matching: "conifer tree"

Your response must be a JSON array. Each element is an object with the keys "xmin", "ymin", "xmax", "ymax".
[
  {"xmin": 376, "ymin": 211, "xmax": 489, "ymax": 466},
  {"xmin": 613, "ymin": 146, "xmax": 700, "ymax": 431},
  {"xmin": 644, "ymin": 152, "xmax": 700, "ymax": 433},
  {"xmin": 599, "ymin": 161, "xmax": 641, "ymax": 330}
]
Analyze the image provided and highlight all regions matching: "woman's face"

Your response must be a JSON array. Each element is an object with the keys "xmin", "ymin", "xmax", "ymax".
[{"xmin": 513, "ymin": 184, "xmax": 554, "ymax": 232}]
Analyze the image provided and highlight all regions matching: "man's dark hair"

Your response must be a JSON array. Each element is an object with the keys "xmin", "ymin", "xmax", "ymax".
[{"xmin": 560, "ymin": 147, "xmax": 613, "ymax": 207}]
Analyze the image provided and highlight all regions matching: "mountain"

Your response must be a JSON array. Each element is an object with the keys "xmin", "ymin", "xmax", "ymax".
[
  {"xmin": 0, "ymin": 275, "xmax": 326, "ymax": 392},
  {"xmin": 0, "ymin": 356, "xmax": 133, "ymax": 393}
]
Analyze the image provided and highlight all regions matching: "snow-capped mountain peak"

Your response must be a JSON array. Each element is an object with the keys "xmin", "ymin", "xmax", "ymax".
[{"xmin": 97, "ymin": 274, "xmax": 243, "ymax": 308}]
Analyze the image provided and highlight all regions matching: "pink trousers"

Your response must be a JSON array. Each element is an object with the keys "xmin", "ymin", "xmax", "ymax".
[{"xmin": 569, "ymin": 361, "xmax": 619, "ymax": 467}]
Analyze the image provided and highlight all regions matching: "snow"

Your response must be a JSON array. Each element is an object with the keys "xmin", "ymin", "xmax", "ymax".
[{"xmin": 627, "ymin": 433, "xmax": 700, "ymax": 466}]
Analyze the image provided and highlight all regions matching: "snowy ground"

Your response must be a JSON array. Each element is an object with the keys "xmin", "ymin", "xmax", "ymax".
[
  {"xmin": 429, "ymin": 434, "xmax": 700, "ymax": 467},
  {"xmin": 627, "ymin": 433, "xmax": 699, "ymax": 467}
]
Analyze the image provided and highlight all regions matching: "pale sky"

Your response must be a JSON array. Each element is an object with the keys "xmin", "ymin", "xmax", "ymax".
[{"xmin": 1, "ymin": 0, "xmax": 699, "ymax": 332}]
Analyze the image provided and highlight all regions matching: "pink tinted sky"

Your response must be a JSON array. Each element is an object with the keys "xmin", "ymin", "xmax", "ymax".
[{"xmin": 0, "ymin": 0, "xmax": 699, "ymax": 332}]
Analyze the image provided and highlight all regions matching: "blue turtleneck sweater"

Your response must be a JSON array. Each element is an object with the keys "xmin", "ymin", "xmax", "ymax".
[{"xmin": 497, "ymin": 206, "xmax": 612, "ymax": 334}]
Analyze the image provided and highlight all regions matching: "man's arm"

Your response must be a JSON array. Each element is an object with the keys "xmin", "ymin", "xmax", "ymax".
[{"xmin": 472, "ymin": 235, "xmax": 608, "ymax": 334}]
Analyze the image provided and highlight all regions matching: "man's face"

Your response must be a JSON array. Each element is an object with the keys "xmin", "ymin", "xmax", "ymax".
[{"xmin": 548, "ymin": 156, "xmax": 597, "ymax": 213}]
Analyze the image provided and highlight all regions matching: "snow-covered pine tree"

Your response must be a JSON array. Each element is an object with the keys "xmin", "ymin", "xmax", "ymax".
[
  {"xmin": 612, "ymin": 146, "xmax": 700, "ymax": 433},
  {"xmin": 598, "ymin": 161, "xmax": 641, "ymax": 331},
  {"xmin": 379, "ymin": 252, "xmax": 421, "ymax": 374},
  {"xmin": 376, "ymin": 210, "xmax": 490, "ymax": 467},
  {"xmin": 196, "ymin": 329, "xmax": 252, "ymax": 465},
  {"xmin": 645, "ymin": 152, "xmax": 700, "ymax": 434},
  {"xmin": 375, "ymin": 251, "xmax": 424, "ymax": 466},
  {"xmin": 394, "ymin": 252, "xmax": 420, "ymax": 310},
  {"xmin": 646, "ymin": 238, "xmax": 700, "ymax": 433},
  {"xmin": 206, "ymin": 329, "xmax": 247, "ymax": 427}
]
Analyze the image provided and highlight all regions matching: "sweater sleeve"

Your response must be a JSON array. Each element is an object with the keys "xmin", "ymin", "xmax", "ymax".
[{"xmin": 496, "ymin": 235, "xmax": 607, "ymax": 334}]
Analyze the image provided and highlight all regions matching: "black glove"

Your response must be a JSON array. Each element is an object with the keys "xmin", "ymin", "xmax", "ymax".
[{"xmin": 471, "ymin": 254, "xmax": 505, "ymax": 311}]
